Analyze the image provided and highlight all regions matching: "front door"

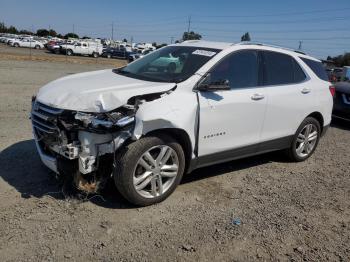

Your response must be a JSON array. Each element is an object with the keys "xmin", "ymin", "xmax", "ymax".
[{"xmin": 198, "ymin": 50, "xmax": 267, "ymax": 158}]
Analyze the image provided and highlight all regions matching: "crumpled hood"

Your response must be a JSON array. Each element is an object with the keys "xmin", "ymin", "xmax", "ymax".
[{"xmin": 36, "ymin": 69, "xmax": 176, "ymax": 112}]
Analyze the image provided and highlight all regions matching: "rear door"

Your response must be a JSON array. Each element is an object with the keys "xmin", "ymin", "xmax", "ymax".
[
  {"xmin": 259, "ymin": 51, "xmax": 313, "ymax": 145},
  {"xmin": 198, "ymin": 50, "xmax": 268, "ymax": 159}
]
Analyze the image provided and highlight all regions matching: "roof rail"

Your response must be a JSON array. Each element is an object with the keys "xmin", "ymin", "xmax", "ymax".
[{"xmin": 235, "ymin": 41, "xmax": 306, "ymax": 55}]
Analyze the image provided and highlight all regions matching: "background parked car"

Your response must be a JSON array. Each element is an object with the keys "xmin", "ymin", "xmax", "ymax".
[
  {"xmin": 12, "ymin": 38, "xmax": 44, "ymax": 49},
  {"xmin": 128, "ymin": 49, "xmax": 154, "ymax": 63},
  {"xmin": 47, "ymin": 40, "xmax": 64, "ymax": 54},
  {"xmin": 333, "ymin": 81, "xmax": 350, "ymax": 121},
  {"xmin": 342, "ymin": 66, "xmax": 350, "ymax": 81},
  {"xmin": 102, "ymin": 47, "xmax": 134, "ymax": 59}
]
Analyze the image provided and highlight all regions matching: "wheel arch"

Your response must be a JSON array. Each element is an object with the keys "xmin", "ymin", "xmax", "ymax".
[
  {"xmin": 144, "ymin": 128, "xmax": 193, "ymax": 174},
  {"xmin": 307, "ymin": 111, "xmax": 324, "ymax": 132}
]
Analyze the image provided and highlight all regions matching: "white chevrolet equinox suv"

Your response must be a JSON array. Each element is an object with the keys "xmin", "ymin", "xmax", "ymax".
[{"xmin": 31, "ymin": 40, "xmax": 333, "ymax": 206}]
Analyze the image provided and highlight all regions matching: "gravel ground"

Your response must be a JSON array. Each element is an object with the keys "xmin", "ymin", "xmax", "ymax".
[{"xmin": 0, "ymin": 47, "xmax": 349, "ymax": 261}]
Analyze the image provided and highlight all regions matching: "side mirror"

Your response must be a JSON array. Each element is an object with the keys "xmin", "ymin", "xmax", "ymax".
[{"xmin": 197, "ymin": 73, "xmax": 230, "ymax": 91}]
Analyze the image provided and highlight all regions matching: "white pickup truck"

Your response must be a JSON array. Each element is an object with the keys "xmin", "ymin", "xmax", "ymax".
[{"xmin": 60, "ymin": 42, "xmax": 103, "ymax": 57}]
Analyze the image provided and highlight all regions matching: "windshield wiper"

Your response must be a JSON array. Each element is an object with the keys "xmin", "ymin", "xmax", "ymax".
[{"xmin": 116, "ymin": 69, "xmax": 130, "ymax": 75}]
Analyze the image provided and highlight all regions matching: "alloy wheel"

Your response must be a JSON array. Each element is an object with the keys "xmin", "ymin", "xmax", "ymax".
[
  {"xmin": 133, "ymin": 145, "xmax": 179, "ymax": 198},
  {"xmin": 295, "ymin": 123, "xmax": 318, "ymax": 158}
]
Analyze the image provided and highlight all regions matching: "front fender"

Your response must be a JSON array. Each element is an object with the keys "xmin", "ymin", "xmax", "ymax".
[{"xmin": 132, "ymin": 89, "xmax": 198, "ymax": 158}]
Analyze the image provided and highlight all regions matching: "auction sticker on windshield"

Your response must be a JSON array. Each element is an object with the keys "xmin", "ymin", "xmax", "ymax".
[{"xmin": 192, "ymin": 50, "xmax": 217, "ymax": 57}]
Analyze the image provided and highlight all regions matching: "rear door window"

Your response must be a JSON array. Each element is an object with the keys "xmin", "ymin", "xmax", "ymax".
[
  {"xmin": 262, "ymin": 51, "xmax": 294, "ymax": 85},
  {"xmin": 262, "ymin": 51, "xmax": 306, "ymax": 86},
  {"xmin": 300, "ymin": 57, "xmax": 328, "ymax": 81}
]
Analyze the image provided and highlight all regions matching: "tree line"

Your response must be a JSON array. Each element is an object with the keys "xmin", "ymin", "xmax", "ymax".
[
  {"xmin": 1, "ymin": 21, "xmax": 254, "ymax": 44},
  {"xmin": 327, "ymin": 53, "xmax": 350, "ymax": 67},
  {"xmin": 0, "ymin": 22, "xmax": 79, "ymax": 39}
]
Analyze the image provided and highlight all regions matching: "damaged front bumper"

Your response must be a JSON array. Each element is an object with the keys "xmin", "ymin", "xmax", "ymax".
[
  {"xmin": 30, "ymin": 100, "xmax": 133, "ymax": 191},
  {"xmin": 32, "ymin": 128, "xmax": 131, "ymax": 174},
  {"xmin": 33, "ymin": 132, "xmax": 58, "ymax": 173}
]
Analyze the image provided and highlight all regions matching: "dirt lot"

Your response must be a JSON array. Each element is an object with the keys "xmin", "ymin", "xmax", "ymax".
[
  {"xmin": 0, "ymin": 45, "xmax": 349, "ymax": 261},
  {"xmin": 0, "ymin": 44, "xmax": 126, "ymax": 66}
]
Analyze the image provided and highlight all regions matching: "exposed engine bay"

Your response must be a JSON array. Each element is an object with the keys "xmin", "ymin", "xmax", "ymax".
[{"xmin": 30, "ymin": 89, "xmax": 174, "ymax": 194}]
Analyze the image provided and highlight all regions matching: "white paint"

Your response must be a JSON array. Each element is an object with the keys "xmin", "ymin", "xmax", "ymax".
[
  {"xmin": 34, "ymin": 41, "xmax": 333, "ymax": 173},
  {"xmin": 36, "ymin": 69, "xmax": 176, "ymax": 112}
]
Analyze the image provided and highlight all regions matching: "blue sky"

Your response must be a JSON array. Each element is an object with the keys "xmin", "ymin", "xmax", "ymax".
[{"xmin": 1, "ymin": 0, "xmax": 350, "ymax": 58}]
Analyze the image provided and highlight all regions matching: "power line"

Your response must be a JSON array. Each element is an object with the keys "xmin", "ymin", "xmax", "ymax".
[
  {"xmin": 192, "ymin": 7, "xmax": 350, "ymax": 18},
  {"xmin": 191, "ymin": 27, "xmax": 350, "ymax": 34},
  {"xmin": 192, "ymin": 16, "xmax": 350, "ymax": 25}
]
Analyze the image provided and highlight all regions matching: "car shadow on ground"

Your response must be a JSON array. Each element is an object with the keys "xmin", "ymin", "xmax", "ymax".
[{"xmin": 0, "ymin": 139, "xmax": 288, "ymax": 209}]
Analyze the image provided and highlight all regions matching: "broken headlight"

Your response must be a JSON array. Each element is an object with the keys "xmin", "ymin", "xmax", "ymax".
[{"xmin": 75, "ymin": 110, "xmax": 135, "ymax": 129}]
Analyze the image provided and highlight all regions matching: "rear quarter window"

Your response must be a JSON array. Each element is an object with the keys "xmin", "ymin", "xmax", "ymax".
[{"xmin": 300, "ymin": 57, "xmax": 328, "ymax": 81}]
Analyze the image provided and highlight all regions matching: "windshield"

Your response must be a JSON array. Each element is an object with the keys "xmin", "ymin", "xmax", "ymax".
[{"xmin": 115, "ymin": 46, "xmax": 220, "ymax": 83}]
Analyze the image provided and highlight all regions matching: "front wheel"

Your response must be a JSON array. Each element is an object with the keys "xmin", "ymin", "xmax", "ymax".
[
  {"xmin": 285, "ymin": 117, "xmax": 321, "ymax": 162},
  {"xmin": 114, "ymin": 135, "xmax": 185, "ymax": 206},
  {"xmin": 34, "ymin": 45, "xmax": 40, "ymax": 49},
  {"xmin": 66, "ymin": 49, "xmax": 73, "ymax": 56},
  {"xmin": 92, "ymin": 52, "xmax": 99, "ymax": 58}
]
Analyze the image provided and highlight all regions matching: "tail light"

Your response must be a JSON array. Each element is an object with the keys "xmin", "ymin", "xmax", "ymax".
[{"xmin": 329, "ymin": 85, "xmax": 336, "ymax": 97}]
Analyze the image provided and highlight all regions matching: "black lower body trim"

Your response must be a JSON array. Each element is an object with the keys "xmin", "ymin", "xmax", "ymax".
[{"xmin": 187, "ymin": 135, "xmax": 293, "ymax": 173}]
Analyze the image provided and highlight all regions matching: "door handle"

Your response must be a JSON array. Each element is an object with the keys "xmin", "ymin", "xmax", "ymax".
[
  {"xmin": 301, "ymin": 88, "xmax": 311, "ymax": 94},
  {"xmin": 251, "ymin": 93, "xmax": 265, "ymax": 101}
]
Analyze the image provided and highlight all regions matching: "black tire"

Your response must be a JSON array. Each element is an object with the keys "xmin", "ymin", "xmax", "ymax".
[
  {"xmin": 35, "ymin": 45, "xmax": 40, "ymax": 49},
  {"xmin": 106, "ymin": 53, "xmax": 111, "ymax": 59},
  {"xmin": 285, "ymin": 117, "xmax": 321, "ymax": 162},
  {"xmin": 114, "ymin": 134, "xmax": 185, "ymax": 206},
  {"xmin": 14, "ymin": 43, "xmax": 19, "ymax": 47},
  {"xmin": 66, "ymin": 49, "xmax": 73, "ymax": 56},
  {"xmin": 54, "ymin": 48, "xmax": 60, "ymax": 54},
  {"xmin": 92, "ymin": 52, "xmax": 99, "ymax": 58}
]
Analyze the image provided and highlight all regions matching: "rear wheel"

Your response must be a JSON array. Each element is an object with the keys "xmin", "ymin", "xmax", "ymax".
[
  {"xmin": 114, "ymin": 135, "xmax": 185, "ymax": 206},
  {"xmin": 13, "ymin": 43, "xmax": 19, "ymax": 47},
  {"xmin": 286, "ymin": 117, "xmax": 321, "ymax": 162},
  {"xmin": 66, "ymin": 49, "xmax": 73, "ymax": 56},
  {"xmin": 34, "ymin": 45, "xmax": 40, "ymax": 49},
  {"xmin": 92, "ymin": 52, "xmax": 99, "ymax": 58},
  {"xmin": 106, "ymin": 53, "xmax": 111, "ymax": 59}
]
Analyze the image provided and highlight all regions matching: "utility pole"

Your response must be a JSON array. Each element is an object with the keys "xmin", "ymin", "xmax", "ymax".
[
  {"xmin": 30, "ymin": 24, "xmax": 34, "ymax": 59},
  {"xmin": 111, "ymin": 22, "xmax": 114, "ymax": 40},
  {"xmin": 187, "ymin": 15, "xmax": 191, "ymax": 33},
  {"xmin": 298, "ymin": 40, "xmax": 303, "ymax": 51},
  {"xmin": 48, "ymin": 24, "xmax": 51, "ymax": 37},
  {"xmin": 73, "ymin": 24, "xmax": 75, "ymax": 34},
  {"xmin": 170, "ymin": 36, "xmax": 174, "ymax": 44}
]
